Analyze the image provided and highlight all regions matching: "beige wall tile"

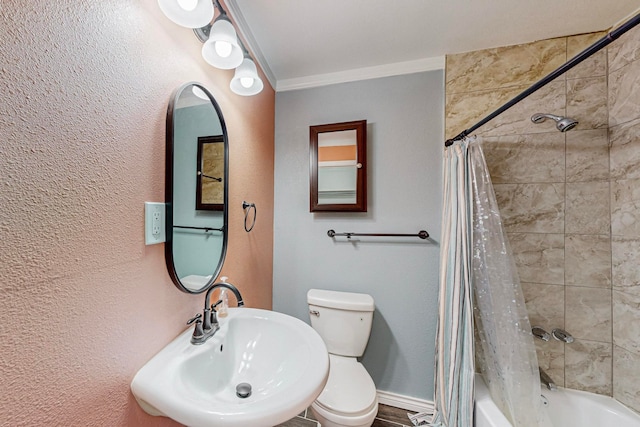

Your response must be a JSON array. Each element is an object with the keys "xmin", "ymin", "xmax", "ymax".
[
  {"xmin": 609, "ymin": 59, "xmax": 640, "ymax": 127},
  {"xmin": 566, "ymin": 129, "xmax": 609, "ymax": 182},
  {"xmin": 565, "ymin": 286, "xmax": 612, "ymax": 342},
  {"xmin": 494, "ymin": 183, "xmax": 564, "ymax": 233},
  {"xmin": 480, "ymin": 81, "xmax": 566, "ymax": 138},
  {"xmin": 483, "ymin": 133, "xmax": 565, "ymax": 184},
  {"xmin": 608, "ymin": 24, "xmax": 640, "ymax": 74},
  {"xmin": 565, "ymin": 339, "xmax": 612, "ymax": 395},
  {"xmin": 522, "ymin": 282, "xmax": 564, "ymax": 329},
  {"xmin": 565, "ymin": 234, "xmax": 611, "ymax": 287},
  {"xmin": 565, "ymin": 182, "xmax": 610, "ymax": 235},
  {"xmin": 445, "ymin": 85, "xmax": 522, "ymax": 139},
  {"xmin": 613, "ymin": 345, "xmax": 640, "ymax": 412},
  {"xmin": 567, "ymin": 77, "xmax": 608, "ymax": 130},
  {"xmin": 612, "ymin": 236, "xmax": 640, "ymax": 297},
  {"xmin": 535, "ymin": 339, "xmax": 565, "ymax": 387},
  {"xmin": 610, "ymin": 117, "xmax": 640, "ymax": 181},
  {"xmin": 446, "ymin": 81, "xmax": 566, "ymax": 139},
  {"xmin": 611, "ymin": 178, "xmax": 640, "ymax": 236},
  {"xmin": 613, "ymin": 290, "xmax": 640, "ymax": 354},
  {"xmin": 567, "ymin": 32, "xmax": 607, "ymax": 79},
  {"xmin": 509, "ymin": 233, "xmax": 564, "ymax": 285},
  {"xmin": 446, "ymin": 38, "xmax": 566, "ymax": 94}
]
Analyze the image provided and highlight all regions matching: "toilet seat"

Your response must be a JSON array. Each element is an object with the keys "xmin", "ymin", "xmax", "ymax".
[{"xmin": 315, "ymin": 355, "xmax": 378, "ymax": 417}]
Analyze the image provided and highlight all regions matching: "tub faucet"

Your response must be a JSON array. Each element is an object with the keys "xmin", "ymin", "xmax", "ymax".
[
  {"xmin": 188, "ymin": 280, "xmax": 244, "ymax": 345},
  {"xmin": 539, "ymin": 367, "xmax": 557, "ymax": 391}
]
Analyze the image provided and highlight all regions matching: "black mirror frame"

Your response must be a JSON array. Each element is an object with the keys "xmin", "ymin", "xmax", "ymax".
[
  {"xmin": 165, "ymin": 82, "xmax": 229, "ymax": 294},
  {"xmin": 309, "ymin": 120, "xmax": 367, "ymax": 212}
]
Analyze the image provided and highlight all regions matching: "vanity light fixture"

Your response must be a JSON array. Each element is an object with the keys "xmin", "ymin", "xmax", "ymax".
[
  {"xmin": 230, "ymin": 55, "xmax": 264, "ymax": 96},
  {"xmin": 158, "ymin": 0, "xmax": 264, "ymax": 96},
  {"xmin": 157, "ymin": 0, "xmax": 214, "ymax": 29},
  {"xmin": 201, "ymin": 12, "xmax": 244, "ymax": 69}
]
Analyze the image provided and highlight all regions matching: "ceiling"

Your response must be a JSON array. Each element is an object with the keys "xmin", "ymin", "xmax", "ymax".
[{"xmin": 226, "ymin": 0, "xmax": 640, "ymax": 92}]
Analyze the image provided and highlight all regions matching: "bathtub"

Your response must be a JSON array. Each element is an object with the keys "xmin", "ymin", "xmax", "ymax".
[{"xmin": 475, "ymin": 374, "xmax": 640, "ymax": 427}]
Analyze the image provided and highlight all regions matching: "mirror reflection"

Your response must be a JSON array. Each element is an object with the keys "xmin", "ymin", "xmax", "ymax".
[
  {"xmin": 317, "ymin": 129, "xmax": 358, "ymax": 205},
  {"xmin": 310, "ymin": 120, "xmax": 367, "ymax": 212},
  {"xmin": 165, "ymin": 83, "xmax": 228, "ymax": 294},
  {"xmin": 196, "ymin": 135, "xmax": 224, "ymax": 210}
]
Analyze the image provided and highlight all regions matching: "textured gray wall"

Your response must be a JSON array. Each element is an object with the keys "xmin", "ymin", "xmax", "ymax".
[{"xmin": 273, "ymin": 71, "xmax": 444, "ymax": 400}]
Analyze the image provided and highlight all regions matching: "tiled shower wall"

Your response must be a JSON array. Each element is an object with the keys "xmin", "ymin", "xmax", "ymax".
[
  {"xmin": 608, "ymin": 24, "xmax": 640, "ymax": 412},
  {"xmin": 445, "ymin": 23, "xmax": 640, "ymax": 412}
]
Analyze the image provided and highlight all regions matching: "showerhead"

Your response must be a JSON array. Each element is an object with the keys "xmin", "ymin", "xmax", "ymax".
[{"xmin": 531, "ymin": 113, "xmax": 578, "ymax": 132}]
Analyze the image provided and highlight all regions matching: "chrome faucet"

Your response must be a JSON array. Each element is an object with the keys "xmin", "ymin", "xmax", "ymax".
[
  {"xmin": 539, "ymin": 367, "xmax": 557, "ymax": 391},
  {"xmin": 188, "ymin": 280, "xmax": 244, "ymax": 345}
]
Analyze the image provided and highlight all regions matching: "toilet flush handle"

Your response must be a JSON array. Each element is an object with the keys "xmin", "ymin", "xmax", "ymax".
[{"xmin": 309, "ymin": 310, "xmax": 320, "ymax": 317}]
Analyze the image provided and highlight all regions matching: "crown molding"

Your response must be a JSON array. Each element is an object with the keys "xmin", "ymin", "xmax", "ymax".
[
  {"xmin": 224, "ymin": 0, "xmax": 277, "ymax": 90},
  {"xmin": 222, "ymin": 3, "xmax": 444, "ymax": 94},
  {"xmin": 277, "ymin": 56, "xmax": 445, "ymax": 92}
]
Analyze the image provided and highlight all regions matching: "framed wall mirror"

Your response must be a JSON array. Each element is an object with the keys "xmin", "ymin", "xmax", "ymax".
[
  {"xmin": 309, "ymin": 120, "xmax": 367, "ymax": 212},
  {"xmin": 165, "ymin": 83, "xmax": 228, "ymax": 294}
]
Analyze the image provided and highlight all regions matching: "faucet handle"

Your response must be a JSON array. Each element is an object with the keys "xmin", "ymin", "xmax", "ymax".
[
  {"xmin": 187, "ymin": 313, "xmax": 202, "ymax": 325},
  {"xmin": 210, "ymin": 300, "xmax": 223, "ymax": 324},
  {"xmin": 211, "ymin": 299, "xmax": 223, "ymax": 311},
  {"xmin": 187, "ymin": 314, "xmax": 204, "ymax": 340},
  {"xmin": 532, "ymin": 326, "xmax": 551, "ymax": 341},
  {"xmin": 552, "ymin": 328, "xmax": 574, "ymax": 343}
]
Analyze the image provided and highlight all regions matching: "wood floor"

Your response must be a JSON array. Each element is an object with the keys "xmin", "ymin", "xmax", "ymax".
[{"xmin": 276, "ymin": 403, "xmax": 418, "ymax": 427}]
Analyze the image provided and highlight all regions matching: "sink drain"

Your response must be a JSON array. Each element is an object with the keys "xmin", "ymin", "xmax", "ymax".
[{"xmin": 236, "ymin": 382, "xmax": 252, "ymax": 398}]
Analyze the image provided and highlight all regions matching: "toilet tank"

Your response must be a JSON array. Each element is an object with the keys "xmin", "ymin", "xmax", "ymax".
[{"xmin": 307, "ymin": 289, "xmax": 375, "ymax": 357}]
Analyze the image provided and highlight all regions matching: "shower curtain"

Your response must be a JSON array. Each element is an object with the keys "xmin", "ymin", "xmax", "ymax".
[{"xmin": 429, "ymin": 136, "xmax": 550, "ymax": 427}]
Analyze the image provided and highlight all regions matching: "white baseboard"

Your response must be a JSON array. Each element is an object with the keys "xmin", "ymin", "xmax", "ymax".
[{"xmin": 377, "ymin": 390, "xmax": 435, "ymax": 414}]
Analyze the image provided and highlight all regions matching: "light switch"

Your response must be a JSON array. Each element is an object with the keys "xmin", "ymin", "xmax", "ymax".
[{"xmin": 145, "ymin": 202, "xmax": 166, "ymax": 245}]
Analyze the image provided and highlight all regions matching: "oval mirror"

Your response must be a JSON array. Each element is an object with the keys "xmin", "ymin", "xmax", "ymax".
[{"xmin": 165, "ymin": 83, "xmax": 228, "ymax": 293}]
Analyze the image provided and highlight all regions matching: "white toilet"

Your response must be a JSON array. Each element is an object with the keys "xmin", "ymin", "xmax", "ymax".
[{"xmin": 307, "ymin": 289, "xmax": 378, "ymax": 427}]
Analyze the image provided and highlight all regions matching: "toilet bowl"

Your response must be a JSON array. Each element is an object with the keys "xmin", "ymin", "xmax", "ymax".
[{"xmin": 307, "ymin": 289, "xmax": 378, "ymax": 427}]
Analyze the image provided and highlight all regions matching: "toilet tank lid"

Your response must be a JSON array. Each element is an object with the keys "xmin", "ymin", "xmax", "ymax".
[{"xmin": 307, "ymin": 289, "xmax": 375, "ymax": 311}]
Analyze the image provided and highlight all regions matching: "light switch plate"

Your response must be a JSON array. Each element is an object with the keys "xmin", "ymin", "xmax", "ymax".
[{"xmin": 145, "ymin": 202, "xmax": 166, "ymax": 245}]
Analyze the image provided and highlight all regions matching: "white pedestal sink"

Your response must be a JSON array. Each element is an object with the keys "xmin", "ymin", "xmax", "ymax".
[{"xmin": 131, "ymin": 308, "xmax": 329, "ymax": 427}]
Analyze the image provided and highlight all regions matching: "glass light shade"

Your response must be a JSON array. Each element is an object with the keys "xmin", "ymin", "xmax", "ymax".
[
  {"xmin": 201, "ymin": 18, "xmax": 243, "ymax": 69},
  {"xmin": 157, "ymin": 0, "xmax": 214, "ymax": 28},
  {"xmin": 191, "ymin": 86, "xmax": 209, "ymax": 100},
  {"xmin": 230, "ymin": 58, "xmax": 264, "ymax": 96},
  {"xmin": 176, "ymin": 0, "xmax": 197, "ymax": 11}
]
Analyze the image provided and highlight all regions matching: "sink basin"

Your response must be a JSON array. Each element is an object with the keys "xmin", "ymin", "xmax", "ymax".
[{"xmin": 131, "ymin": 308, "xmax": 329, "ymax": 427}]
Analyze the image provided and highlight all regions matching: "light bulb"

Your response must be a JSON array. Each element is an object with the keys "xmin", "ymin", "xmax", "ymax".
[
  {"xmin": 176, "ymin": 0, "xmax": 197, "ymax": 11},
  {"xmin": 214, "ymin": 41, "xmax": 232, "ymax": 58},
  {"xmin": 240, "ymin": 77, "xmax": 254, "ymax": 88},
  {"xmin": 157, "ymin": 0, "xmax": 213, "ymax": 28}
]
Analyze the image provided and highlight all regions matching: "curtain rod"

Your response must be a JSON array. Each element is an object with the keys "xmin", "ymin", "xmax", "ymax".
[{"xmin": 444, "ymin": 11, "xmax": 640, "ymax": 147}]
